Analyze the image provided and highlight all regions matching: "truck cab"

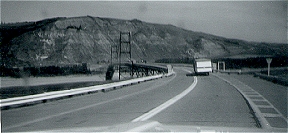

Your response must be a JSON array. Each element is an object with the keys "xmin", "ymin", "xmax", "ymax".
[{"xmin": 193, "ymin": 58, "xmax": 212, "ymax": 75}]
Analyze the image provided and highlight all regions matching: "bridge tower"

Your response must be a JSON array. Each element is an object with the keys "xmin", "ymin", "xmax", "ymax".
[
  {"xmin": 118, "ymin": 32, "xmax": 133, "ymax": 80},
  {"xmin": 110, "ymin": 45, "xmax": 118, "ymax": 65}
]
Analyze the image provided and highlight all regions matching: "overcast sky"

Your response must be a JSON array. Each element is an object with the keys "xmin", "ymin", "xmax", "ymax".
[{"xmin": 1, "ymin": 0, "xmax": 287, "ymax": 44}]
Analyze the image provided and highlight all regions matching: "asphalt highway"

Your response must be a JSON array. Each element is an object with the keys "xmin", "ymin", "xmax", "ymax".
[{"xmin": 2, "ymin": 66, "xmax": 280, "ymax": 132}]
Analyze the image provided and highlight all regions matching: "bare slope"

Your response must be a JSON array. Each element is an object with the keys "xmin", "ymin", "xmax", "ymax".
[{"xmin": 1, "ymin": 16, "xmax": 287, "ymax": 67}]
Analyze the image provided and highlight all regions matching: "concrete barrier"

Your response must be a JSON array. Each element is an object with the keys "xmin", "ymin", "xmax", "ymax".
[{"xmin": 166, "ymin": 64, "xmax": 175, "ymax": 77}]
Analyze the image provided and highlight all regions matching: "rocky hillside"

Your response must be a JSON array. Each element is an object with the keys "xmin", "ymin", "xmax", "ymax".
[{"xmin": 1, "ymin": 16, "xmax": 287, "ymax": 67}]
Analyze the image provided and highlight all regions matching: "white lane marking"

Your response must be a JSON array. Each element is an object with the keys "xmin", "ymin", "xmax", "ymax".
[
  {"xmin": 126, "ymin": 121, "xmax": 161, "ymax": 132},
  {"xmin": 213, "ymin": 74, "xmax": 270, "ymax": 128},
  {"xmin": 132, "ymin": 76, "xmax": 197, "ymax": 122},
  {"xmin": 3, "ymin": 74, "xmax": 177, "ymax": 131},
  {"xmin": 181, "ymin": 68, "xmax": 193, "ymax": 73},
  {"xmin": 213, "ymin": 74, "xmax": 288, "ymax": 129}
]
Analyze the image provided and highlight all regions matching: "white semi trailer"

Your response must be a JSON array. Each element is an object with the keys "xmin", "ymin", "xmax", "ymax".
[{"xmin": 193, "ymin": 58, "xmax": 212, "ymax": 75}]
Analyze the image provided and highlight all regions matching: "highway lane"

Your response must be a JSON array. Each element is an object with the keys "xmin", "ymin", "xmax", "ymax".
[
  {"xmin": 2, "ymin": 67, "xmax": 257, "ymax": 132},
  {"xmin": 151, "ymin": 74, "xmax": 257, "ymax": 128},
  {"xmin": 2, "ymin": 67, "xmax": 192, "ymax": 131}
]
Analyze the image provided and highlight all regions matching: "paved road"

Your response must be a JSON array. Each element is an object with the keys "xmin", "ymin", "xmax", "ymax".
[
  {"xmin": 1, "ymin": 67, "xmax": 270, "ymax": 132},
  {"xmin": 231, "ymin": 74, "xmax": 287, "ymax": 118},
  {"xmin": 216, "ymin": 73, "xmax": 287, "ymax": 129},
  {"xmin": 151, "ymin": 74, "xmax": 256, "ymax": 127}
]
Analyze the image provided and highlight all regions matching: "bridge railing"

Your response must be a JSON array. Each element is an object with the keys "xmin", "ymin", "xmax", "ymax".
[{"xmin": 106, "ymin": 63, "xmax": 171, "ymax": 80}]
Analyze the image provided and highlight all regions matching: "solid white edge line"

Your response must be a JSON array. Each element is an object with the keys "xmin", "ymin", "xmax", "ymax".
[
  {"xmin": 126, "ymin": 121, "xmax": 161, "ymax": 132},
  {"xmin": 212, "ymin": 74, "xmax": 271, "ymax": 129},
  {"xmin": 132, "ymin": 76, "xmax": 197, "ymax": 122}
]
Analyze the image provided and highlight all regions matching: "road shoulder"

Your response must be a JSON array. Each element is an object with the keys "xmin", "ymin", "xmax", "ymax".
[{"xmin": 213, "ymin": 73, "xmax": 287, "ymax": 130}]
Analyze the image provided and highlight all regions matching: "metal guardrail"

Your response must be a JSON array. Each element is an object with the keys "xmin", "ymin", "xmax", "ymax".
[
  {"xmin": 106, "ymin": 63, "xmax": 168, "ymax": 80},
  {"xmin": 1, "ymin": 70, "xmax": 174, "ymax": 109}
]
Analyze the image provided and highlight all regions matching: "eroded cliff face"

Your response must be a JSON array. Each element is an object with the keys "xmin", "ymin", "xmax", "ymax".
[{"xmin": 1, "ymin": 16, "xmax": 286, "ymax": 67}]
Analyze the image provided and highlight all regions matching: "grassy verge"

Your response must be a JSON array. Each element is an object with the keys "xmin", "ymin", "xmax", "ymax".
[{"xmin": 254, "ymin": 69, "xmax": 288, "ymax": 86}]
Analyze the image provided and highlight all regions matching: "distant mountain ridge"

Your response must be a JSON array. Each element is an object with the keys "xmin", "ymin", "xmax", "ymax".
[{"xmin": 1, "ymin": 16, "xmax": 287, "ymax": 67}]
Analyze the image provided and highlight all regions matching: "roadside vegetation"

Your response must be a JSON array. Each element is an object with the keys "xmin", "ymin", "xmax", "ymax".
[{"xmin": 254, "ymin": 69, "xmax": 288, "ymax": 86}]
